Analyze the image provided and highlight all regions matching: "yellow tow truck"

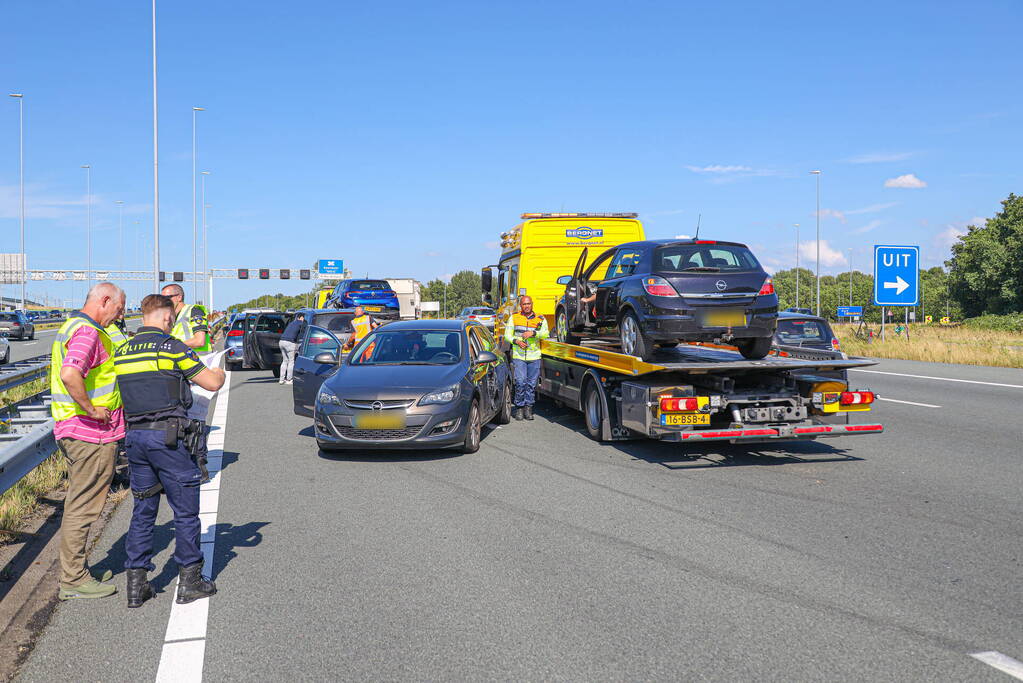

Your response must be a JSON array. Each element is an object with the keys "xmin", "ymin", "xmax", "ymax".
[{"xmin": 482, "ymin": 211, "xmax": 883, "ymax": 445}]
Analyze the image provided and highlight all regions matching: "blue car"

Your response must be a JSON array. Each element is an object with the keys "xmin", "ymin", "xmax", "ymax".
[{"xmin": 325, "ymin": 279, "xmax": 401, "ymax": 318}]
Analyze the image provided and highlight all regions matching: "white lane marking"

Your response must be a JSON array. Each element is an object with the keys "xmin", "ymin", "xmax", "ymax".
[
  {"xmin": 851, "ymin": 368, "xmax": 1023, "ymax": 389},
  {"xmin": 155, "ymin": 351, "xmax": 229, "ymax": 683},
  {"xmin": 971, "ymin": 651, "xmax": 1023, "ymax": 680},
  {"xmin": 875, "ymin": 397, "xmax": 941, "ymax": 408}
]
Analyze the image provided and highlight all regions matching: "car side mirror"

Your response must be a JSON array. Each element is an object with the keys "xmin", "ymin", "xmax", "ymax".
[
  {"xmin": 481, "ymin": 268, "xmax": 493, "ymax": 293},
  {"xmin": 475, "ymin": 350, "xmax": 499, "ymax": 364},
  {"xmin": 313, "ymin": 352, "xmax": 337, "ymax": 365},
  {"xmin": 556, "ymin": 275, "xmax": 573, "ymax": 285}
]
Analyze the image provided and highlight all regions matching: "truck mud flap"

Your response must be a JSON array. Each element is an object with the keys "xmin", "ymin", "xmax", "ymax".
[{"xmin": 676, "ymin": 423, "xmax": 884, "ymax": 442}]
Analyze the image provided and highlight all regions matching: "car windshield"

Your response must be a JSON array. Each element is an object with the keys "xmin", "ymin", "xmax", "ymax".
[
  {"xmin": 254, "ymin": 315, "xmax": 286, "ymax": 333},
  {"xmin": 348, "ymin": 280, "xmax": 391, "ymax": 291},
  {"xmin": 776, "ymin": 319, "xmax": 832, "ymax": 344},
  {"xmin": 655, "ymin": 244, "xmax": 760, "ymax": 272},
  {"xmin": 349, "ymin": 330, "xmax": 462, "ymax": 365},
  {"xmin": 312, "ymin": 313, "xmax": 354, "ymax": 333}
]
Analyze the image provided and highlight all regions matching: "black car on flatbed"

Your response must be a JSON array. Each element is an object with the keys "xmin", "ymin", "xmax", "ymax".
[{"xmin": 554, "ymin": 239, "xmax": 778, "ymax": 361}]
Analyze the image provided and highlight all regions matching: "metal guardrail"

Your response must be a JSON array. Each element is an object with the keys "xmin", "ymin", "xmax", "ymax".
[
  {"xmin": 0, "ymin": 354, "xmax": 51, "ymax": 394},
  {"xmin": 0, "ymin": 357, "xmax": 54, "ymax": 496}
]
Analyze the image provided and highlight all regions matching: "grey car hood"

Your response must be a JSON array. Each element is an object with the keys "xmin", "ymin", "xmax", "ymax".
[{"xmin": 324, "ymin": 363, "xmax": 466, "ymax": 400}]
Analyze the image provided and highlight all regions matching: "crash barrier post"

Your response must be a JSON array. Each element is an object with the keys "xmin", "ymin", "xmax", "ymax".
[{"xmin": 0, "ymin": 356, "xmax": 55, "ymax": 497}]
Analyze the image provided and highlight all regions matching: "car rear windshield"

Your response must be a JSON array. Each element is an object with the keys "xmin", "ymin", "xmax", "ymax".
[
  {"xmin": 230, "ymin": 317, "xmax": 250, "ymax": 331},
  {"xmin": 348, "ymin": 280, "xmax": 391, "ymax": 291},
  {"xmin": 655, "ymin": 244, "xmax": 760, "ymax": 272},
  {"xmin": 350, "ymin": 330, "xmax": 462, "ymax": 365},
  {"xmin": 776, "ymin": 319, "xmax": 833, "ymax": 344},
  {"xmin": 254, "ymin": 315, "xmax": 286, "ymax": 333},
  {"xmin": 312, "ymin": 313, "xmax": 354, "ymax": 333},
  {"xmin": 468, "ymin": 308, "xmax": 495, "ymax": 315},
  {"xmin": 0, "ymin": 313, "xmax": 17, "ymax": 322}
]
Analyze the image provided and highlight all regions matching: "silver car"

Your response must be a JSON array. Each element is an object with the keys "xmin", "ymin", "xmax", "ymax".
[
  {"xmin": 455, "ymin": 306, "xmax": 497, "ymax": 329},
  {"xmin": 0, "ymin": 333, "xmax": 10, "ymax": 364},
  {"xmin": 0, "ymin": 311, "xmax": 35, "ymax": 340}
]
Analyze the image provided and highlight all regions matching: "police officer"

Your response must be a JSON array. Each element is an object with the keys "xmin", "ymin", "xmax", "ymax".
[
  {"xmin": 503, "ymin": 295, "xmax": 549, "ymax": 420},
  {"xmin": 114, "ymin": 294, "xmax": 225, "ymax": 608}
]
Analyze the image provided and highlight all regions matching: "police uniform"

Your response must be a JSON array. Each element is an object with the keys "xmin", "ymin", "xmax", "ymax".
[{"xmin": 114, "ymin": 326, "xmax": 216, "ymax": 606}]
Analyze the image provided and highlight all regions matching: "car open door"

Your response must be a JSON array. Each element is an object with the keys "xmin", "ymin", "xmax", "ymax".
[
  {"xmin": 292, "ymin": 325, "xmax": 342, "ymax": 417},
  {"xmin": 567, "ymin": 247, "xmax": 588, "ymax": 328}
]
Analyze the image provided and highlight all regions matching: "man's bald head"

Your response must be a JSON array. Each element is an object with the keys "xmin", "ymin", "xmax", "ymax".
[
  {"xmin": 519, "ymin": 295, "xmax": 534, "ymax": 314},
  {"xmin": 160, "ymin": 284, "xmax": 185, "ymax": 299},
  {"xmin": 83, "ymin": 282, "xmax": 125, "ymax": 327}
]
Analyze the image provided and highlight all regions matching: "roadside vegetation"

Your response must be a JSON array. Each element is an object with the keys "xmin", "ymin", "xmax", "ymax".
[{"xmin": 834, "ymin": 323, "xmax": 1023, "ymax": 369}]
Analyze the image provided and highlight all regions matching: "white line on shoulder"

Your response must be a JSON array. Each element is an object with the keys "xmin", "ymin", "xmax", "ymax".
[
  {"xmin": 875, "ymin": 397, "xmax": 941, "ymax": 408},
  {"xmin": 970, "ymin": 651, "xmax": 1023, "ymax": 680},
  {"xmin": 851, "ymin": 369, "xmax": 1023, "ymax": 389}
]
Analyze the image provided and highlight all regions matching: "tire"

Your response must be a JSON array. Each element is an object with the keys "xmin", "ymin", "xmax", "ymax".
[
  {"xmin": 618, "ymin": 311, "xmax": 654, "ymax": 361},
  {"xmin": 495, "ymin": 381, "xmax": 512, "ymax": 425},
  {"xmin": 461, "ymin": 400, "xmax": 481, "ymax": 454},
  {"xmin": 555, "ymin": 307, "xmax": 580, "ymax": 345},
  {"xmin": 271, "ymin": 366, "xmax": 281, "ymax": 378},
  {"xmin": 582, "ymin": 381, "xmax": 605, "ymax": 442},
  {"xmin": 735, "ymin": 336, "xmax": 772, "ymax": 360},
  {"xmin": 0, "ymin": 346, "xmax": 8, "ymax": 365},
  {"xmin": 29, "ymin": 329, "xmax": 35, "ymax": 340}
]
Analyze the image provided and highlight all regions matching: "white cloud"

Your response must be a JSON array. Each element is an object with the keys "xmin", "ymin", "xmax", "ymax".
[
  {"xmin": 846, "ymin": 202, "xmax": 898, "ymax": 215},
  {"xmin": 884, "ymin": 173, "xmax": 927, "ymax": 189},
  {"xmin": 798, "ymin": 240, "xmax": 847, "ymax": 268},
  {"xmin": 685, "ymin": 165, "xmax": 753, "ymax": 174},
  {"xmin": 934, "ymin": 217, "xmax": 984, "ymax": 249},
  {"xmin": 815, "ymin": 208, "xmax": 847, "ymax": 224},
  {"xmin": 851, "ymin": 219, "xmax": 884, "ymax": 234},
  {"xmin": 845, "ymin": 152, "xmax": 914, "ymax": 164}
]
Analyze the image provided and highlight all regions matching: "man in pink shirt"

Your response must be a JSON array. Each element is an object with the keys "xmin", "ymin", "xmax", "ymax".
[{"xmin": 50, "ymin": 282, "xmax": 125, "ymax": 601}]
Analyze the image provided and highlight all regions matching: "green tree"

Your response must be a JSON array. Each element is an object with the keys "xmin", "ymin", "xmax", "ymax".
[
  {"xmin": 946, "ymin": 193, "xmax": 1023, "ymax": 316},
  {"xmin": 421, "ymin": 270, "xmax": 483, "ymax": 318}
]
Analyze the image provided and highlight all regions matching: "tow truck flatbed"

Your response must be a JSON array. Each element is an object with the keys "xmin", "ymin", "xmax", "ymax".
[{"xmin": 537, "ymin": 339, "xmax": 884, "ymax": 444}]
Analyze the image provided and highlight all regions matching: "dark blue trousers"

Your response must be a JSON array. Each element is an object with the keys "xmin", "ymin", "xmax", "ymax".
[
  {"xmin": 124, "ymin": 429, "xmax": 203, "ymax": 571},
  {"xmin": 512, "ymin": 359, "xmax": 540, "ymax": 407}
]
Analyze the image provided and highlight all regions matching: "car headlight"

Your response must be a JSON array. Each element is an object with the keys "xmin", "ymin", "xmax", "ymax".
[
  {"xmin": 419, "ymin": 386, "xmax": 459, "ymax": 405},
  {"xmin": 317, "ymin": 387, "xmax": 342, "ymax": 406}
]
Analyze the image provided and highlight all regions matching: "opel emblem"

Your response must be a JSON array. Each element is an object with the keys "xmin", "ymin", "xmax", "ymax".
[
  {"xmin": 715, "ymin": 280, "xmax": 727, "ymax": 291},
  {"xmin": 371, "ymin": 401, "xmax": 383, "ymax": 410}
]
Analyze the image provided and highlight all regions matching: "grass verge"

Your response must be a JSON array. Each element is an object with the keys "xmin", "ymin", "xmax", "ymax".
[{"xmin": 834, "ymin": 323, "xmax": 1023, "ymax": 368}]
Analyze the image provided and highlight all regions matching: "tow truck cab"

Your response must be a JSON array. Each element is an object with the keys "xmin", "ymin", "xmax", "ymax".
[{"xmin": 481, "ymin": 213, "xmax": 645, "ymax": 341}]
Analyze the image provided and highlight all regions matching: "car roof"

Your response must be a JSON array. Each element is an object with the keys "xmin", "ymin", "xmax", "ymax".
[
  {"xmin": 612, "ymin": 238, "xmax": 749, "ymax": 250},
  {"xmin": 379, "ymin": 319, "xmax": 466, "ymax": 331},
  {"xmin": 777, "ymin": 311, "xmax": 830, "ymax": 323},
  {"xmin": 296, "ymin": 308, "xmax": 356, "ymax": 314}
]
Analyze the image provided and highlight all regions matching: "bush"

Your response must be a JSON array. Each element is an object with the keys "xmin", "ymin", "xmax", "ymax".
[{"xmin": 963, "ymin": 314, "xmax": 1023, "ymax": 333}]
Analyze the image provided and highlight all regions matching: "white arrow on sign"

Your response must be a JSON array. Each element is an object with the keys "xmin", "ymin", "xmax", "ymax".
[{"xmin": 883, "ymin": 275, "xmax": 909, "ymax": 295}]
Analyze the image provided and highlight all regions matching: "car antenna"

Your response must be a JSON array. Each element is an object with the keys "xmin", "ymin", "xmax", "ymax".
[{"xmin": 694, "ymin": 213, "xmax": 702, "ymax": 240}]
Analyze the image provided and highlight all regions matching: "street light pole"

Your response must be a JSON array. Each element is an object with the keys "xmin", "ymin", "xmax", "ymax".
[
  {"xmin": 848, "ymin": 248, "xmax": 853, "ymax": 306},
  {"xmin": 191, "ymin": 106, "xmax": 204, "ymax": 301},
  {"xmin": 152, "ymin": 0, "xmax": 160, "ymax": 293},
  {"xmin": 201, "ymin": 171, "xmax": 210, "ymax": 307},
  {"xmin": 793, "ymin": 223, "xmax": 800, "ymax": 310},
  {"xmin": 115, "ymin": 200, "xmax": 125, "ymax": 279},
  {"xmin": 810, "ymin": 170, "xmax": 822, "ymax": 316},
  {"xmin": 81, "ymin": 165, "xmax": 92, "ymax": 287},
  {"xmin": 9, "ymin": 94, "xmax": 25, "ymax": 310}
]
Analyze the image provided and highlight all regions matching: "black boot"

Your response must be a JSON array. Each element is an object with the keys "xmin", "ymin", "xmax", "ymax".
[
  {"xmin": 524, "ymin": 405, "xmax": 534, "ymax": 421},
  {"xmin": 513, "ymin": 407, "xmax": 523, "ymax": 421},
  {"xmin": 176, "ymin": 561, "xmax": 216, "ymax": 604},
  {"xmin": 126, "ymin": 568, "xmax": 154, "ymax": 608}
]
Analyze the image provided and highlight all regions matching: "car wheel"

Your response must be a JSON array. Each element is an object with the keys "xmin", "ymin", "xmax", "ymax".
[
  {"xmin": 555, "ymin": 307, "xmax": 580, "ymax": 345},
  {"xmin": 582, "ymin": 381, "xmax": 605, "ymax": 441},
  {"xmin": 461, "ymin": 399, "xmax": 481, "ymax": 454},
  {"xmin": 271, "ymin": 366, "xmax": 281, "ymax": 378},
  {"xmin": 1, "ymin": 346, "xmax": 9, "ymax": 365},
  {"xmin": 619, "ymin": 311, "xmax": 654, "ymax": 361},
  {"xmin": 735, "ymin": 336, "xmax": 772, "ymax": 360},
  {"xmin": 29, "ymin": 329, "xmax": 35, "ymax": 340},
  {"xmin": 495, "ymin": 381, "xmax": 512, "ymax": 424}
]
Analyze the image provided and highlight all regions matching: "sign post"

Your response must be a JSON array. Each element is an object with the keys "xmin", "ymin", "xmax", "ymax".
[{"xmin": 873, "ymin": 245, "xmax": 919, "ymax": 340}]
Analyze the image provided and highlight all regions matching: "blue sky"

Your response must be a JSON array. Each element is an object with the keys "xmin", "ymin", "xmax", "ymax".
[{"xmin": 2, "ymin": 0, "xmax": 1020, "ymax": 307}]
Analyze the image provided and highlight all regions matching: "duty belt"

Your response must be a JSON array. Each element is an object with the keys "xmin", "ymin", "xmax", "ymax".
[{"xmin": 128, "ymin": 418, "xmax": 184, "ymax": 432}]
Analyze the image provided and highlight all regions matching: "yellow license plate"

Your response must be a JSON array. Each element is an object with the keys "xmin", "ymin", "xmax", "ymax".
[
  {"xmin": 364, "ymin": 306, "xmax": 384, "ymax": 312},
  {"xmin": 660, "ymin": 413, "xmax": 710, "ymax": 426},
  {"xmin": 354, "ymin": 412, "xmax": 406, "ymax": 429},
  {"xmin": 702, "ymin": 309, "xmax": 747, "ymax": 327}
]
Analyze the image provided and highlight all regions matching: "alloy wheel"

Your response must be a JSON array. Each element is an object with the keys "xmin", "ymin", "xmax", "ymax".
[{"xmin": 620, "ymin": 316, "xmax": 638, "ymax": 355}]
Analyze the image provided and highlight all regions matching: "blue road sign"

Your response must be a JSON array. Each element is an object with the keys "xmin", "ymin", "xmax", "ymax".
[
  {"xmin": 873, "ymin": 245, "xmax": 919, "ymax": 306},
  {"xmin": 837, "ymin": 306, "xmax": 863, "ymax": 317},
  {"xmin": 317, "ymin": 259, "xmax": 344, "ymax": 275}
]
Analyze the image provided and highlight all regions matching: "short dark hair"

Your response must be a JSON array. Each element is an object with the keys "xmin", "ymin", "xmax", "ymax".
[{"xmin": 141, "ymin": 294, "xmax": 175, "ymax": 317}]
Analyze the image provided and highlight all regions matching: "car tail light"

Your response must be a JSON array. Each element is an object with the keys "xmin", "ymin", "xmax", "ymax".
[
  {"xmin": 831, "ymin": 337, "xmax": 841, "ymax": 351},
  {"xmin": 227, "ymin": 329, "xmax": 244, "ymax": 337},
  {"xmin": 758, "ymin": 278, "xmax": 775, "ymax": 295},
  {"xmin": 660, "ymin": 397, "xmax": 699, "ymax": 412},
  {"xmin": 468, "ymin": 315, "xmax": 477, "ymax": 319},
  {"xmin": 840, "ymin": 391, "xmax": 874, "ymax": 405},
  {"xmin": 643, "ymin": 276, "xmax": 678, "ymax": 297}
]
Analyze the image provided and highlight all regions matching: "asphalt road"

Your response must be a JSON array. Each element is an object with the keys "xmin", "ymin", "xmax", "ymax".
[{"xmin": 14, "ymin": 355, "xmax": 1023, "ymax": 681}]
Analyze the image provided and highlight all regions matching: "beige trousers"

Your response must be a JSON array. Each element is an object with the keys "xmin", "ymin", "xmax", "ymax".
[{"xmin": 58, "ymin": 439, "xmax": 117, "ymax": 586}]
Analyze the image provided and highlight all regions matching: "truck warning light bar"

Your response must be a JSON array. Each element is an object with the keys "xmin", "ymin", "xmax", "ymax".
[{"xmin": 520, "ymin": 212, "xmax": 639, "ymax": 219}]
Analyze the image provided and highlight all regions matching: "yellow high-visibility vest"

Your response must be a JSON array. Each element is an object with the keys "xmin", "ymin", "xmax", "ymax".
[
  {"xmin": 50, "ymin": 315, "xmax": 122, "ymax": 422},
  {"xmin": 171, "ymin": 303, "xmax": 211, "ymax": 352}
]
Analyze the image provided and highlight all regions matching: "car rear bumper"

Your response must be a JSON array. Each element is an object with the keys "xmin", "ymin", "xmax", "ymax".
[{"xmin": 640, "ymin": 310, "xmax": 777, "ymax": 341}]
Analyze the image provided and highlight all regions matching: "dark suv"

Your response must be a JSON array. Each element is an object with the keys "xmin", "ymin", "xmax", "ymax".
[{"xmin": 555, "ymin": 239, "xmax": 778, "ymax": 360}]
